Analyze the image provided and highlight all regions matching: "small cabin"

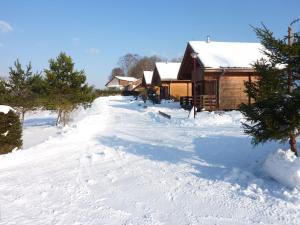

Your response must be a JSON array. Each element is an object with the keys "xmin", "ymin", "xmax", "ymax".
[
  {"xmin": 152, "ymin": 62, "xmax": 192, "ymax": 101},
  {"xmin": 105, "ymin": 76, "xmax": 138, "ymax": 91},
  {"xmin": 177, "ymin": 41, "xmax": 264, "ymax": 110}
]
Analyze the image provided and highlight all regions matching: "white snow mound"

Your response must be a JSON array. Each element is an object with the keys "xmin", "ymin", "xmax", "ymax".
[
  {"xmin": 264, "ymin": 149, "xmax": 300, "ymax": 189},
  {"xmin": 0, "ymin": 105, "xmax": 14, "ymax": 114}
]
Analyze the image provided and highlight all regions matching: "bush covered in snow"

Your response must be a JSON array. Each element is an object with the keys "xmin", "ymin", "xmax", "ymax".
[
  {"xmin": 0, "ymin": 107, "xmax": 22, "ymax": 154},
  {"xmin": 264, "ymin": 149, "xmax": 300, "ymax": 189}
]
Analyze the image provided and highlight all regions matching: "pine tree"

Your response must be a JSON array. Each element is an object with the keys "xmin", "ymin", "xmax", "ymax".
[
  {"xmin": 0, "ymin": 78, "xmax": 9, "ymax": 104},
  {"xmin": 27, "ymin": 73, "xmax": 48, "ymax": 108},
  {"xmin": 45, "ymin": 52, "xmax": 95, "ymax": 125},
  {"xmin": 6, "ymin": 60, "xmax": 35, "ymax": 122},
  {"xmin": 240, "ymin": 22, "xmax": 300, "ymax": 156}
]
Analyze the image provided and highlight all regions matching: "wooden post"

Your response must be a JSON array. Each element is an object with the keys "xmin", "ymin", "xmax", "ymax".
[
  {"xmin": 193, "ymin": 58, "xmax": 197, "ymax": 118},
  {"xmin": 248, "ymin": 73, "xmax": 252, "ymax": 106},
  {"xmin": 216, "ymin": 77, "xmax": 220, "ymax": 110},
  {"xmin": 158, "ymin": 111, "xmax": 171, "ymax": 119}
]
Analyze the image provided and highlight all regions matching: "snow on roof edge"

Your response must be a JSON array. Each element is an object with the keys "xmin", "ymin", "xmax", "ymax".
[
  {"xmin": 115, "ymin": 76, "xmax": 137, "ymax": 82},
  {"xmin": 155, "ymin": 62, "xmax": 181, "ymax": 81}
]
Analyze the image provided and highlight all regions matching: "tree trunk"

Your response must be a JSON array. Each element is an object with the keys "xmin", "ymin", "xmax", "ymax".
[
  {"xmin": 289, "ymin": 134, "xmax": 298, "ymax": 157},
  {"xmin": 21, "ymin": 110, "xmax": 25, "ymax": 124},
  {"xmin": 56, "ymin": 109, "xmax": 62, "ymax": 126}
]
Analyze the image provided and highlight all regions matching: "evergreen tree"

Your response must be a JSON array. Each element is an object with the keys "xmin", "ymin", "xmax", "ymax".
[
  {"xmin": 6, "ymin": 60, "xmax": 36, "ymax": 122},
  {"xmin": 27, "ymin": 73, "xmax": 48, "ymax": 108},
  {"xmin": 45, "ymin": 52, "xmax": 95, "ymax": 125},
  {"xmin": 0, "ymin": 78, "xmax": 9, "ymax": 104},
  {"xmin": 0, "ymin": 109, "xmax": 22, "ymax": 154},
  {"xmin": 240, "ymin": 22, "xmax": 300, "ymax": 156}
]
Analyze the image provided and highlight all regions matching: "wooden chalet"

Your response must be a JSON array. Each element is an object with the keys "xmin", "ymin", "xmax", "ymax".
[
  {"xmin": 152, "ymin": 62, "xmax": 192, "ymax": 101},
  {"xmin": 105, "ymin": 76, "xmax": 138, "ymax": 91},
  {"xmin": 178, "ymin": 41, "xmax": 264, "ymax": 110}
]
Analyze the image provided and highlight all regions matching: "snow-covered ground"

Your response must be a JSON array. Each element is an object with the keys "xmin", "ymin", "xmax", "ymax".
[
  {"xmin": 0, "ymin": 96, "xmax": 300, "ymax": 225},
  {"xmin": 22, "ymin": 110, "xmax": 59, "ymax": 149}
]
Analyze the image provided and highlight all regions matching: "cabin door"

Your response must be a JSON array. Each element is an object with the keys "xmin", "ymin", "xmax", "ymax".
[{"xmin": 160, "ymin": 86, "xmax": 170, "ymax": 99}]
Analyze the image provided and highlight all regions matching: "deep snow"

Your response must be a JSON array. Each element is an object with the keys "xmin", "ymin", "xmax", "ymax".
[
  {"xmin": 0, "ymin": 96, "xmax": 300, "ymax": 225},
  {"xmin": 264, "ymin": 149, "xmax": 300, "ymax": 190}
]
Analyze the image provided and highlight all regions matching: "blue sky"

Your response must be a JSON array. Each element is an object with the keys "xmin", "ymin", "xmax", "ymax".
[{"xmin": 0, "ymin": 0, "xmax": 299, "ymax": 88}]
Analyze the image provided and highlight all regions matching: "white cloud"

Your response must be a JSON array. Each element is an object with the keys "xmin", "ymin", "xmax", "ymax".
[
  {"xmin": 86, "ymin": 48, "xmax": 100, "ymax": 54},
  {"xmin": 0, "ymin": 20, "xmax": 13, "ymax": 33}
]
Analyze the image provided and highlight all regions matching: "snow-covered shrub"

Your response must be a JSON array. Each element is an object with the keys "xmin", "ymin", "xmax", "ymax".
[{"xmin": 0, "ymin": 107, "xmax": 22, "ymax": 154}]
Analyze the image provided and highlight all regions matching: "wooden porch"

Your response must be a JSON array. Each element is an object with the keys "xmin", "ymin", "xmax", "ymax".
[
  {"xmin": 180, "ymin": 95, "xmax": 217, "ymax": 111},
  {"xmin": 180, "ymin": 80, "xmax": 218, "ymax": 111}
]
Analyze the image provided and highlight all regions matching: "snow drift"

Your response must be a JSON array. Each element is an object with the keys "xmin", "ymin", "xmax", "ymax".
[{"xmin": 264, "ymin": 149, "xmax": 300, "ymax": 190}]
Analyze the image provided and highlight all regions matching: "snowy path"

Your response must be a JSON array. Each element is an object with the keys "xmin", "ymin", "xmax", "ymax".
[{"xmin": 0, "ymin": 96, "xmax": 299, "ymax": 225}]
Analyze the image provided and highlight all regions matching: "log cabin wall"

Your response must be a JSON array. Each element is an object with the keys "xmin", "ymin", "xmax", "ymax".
[
  {"xmin": 217, "ymin": 72, "xmax": 253, "ymax": 110},
  {"xmin": 158, "ymin": 81, "xmax": 192, "ymax": 101},
  {"xmin": 169, "ymin": 82, "xmax": 192, "ymax": 100}
]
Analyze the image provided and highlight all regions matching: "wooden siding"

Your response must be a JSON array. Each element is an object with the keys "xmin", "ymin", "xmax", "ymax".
[
  {"xmin": 218, "ymin": 73, "xmax": 250, "ymax": 110},
  {"xmin": 170, "ymin": 82, "xmax": 192, "ymax": 100},
  {"xmin": 158, "ymin": 81, "xmax": 192, "ymax": 101}
]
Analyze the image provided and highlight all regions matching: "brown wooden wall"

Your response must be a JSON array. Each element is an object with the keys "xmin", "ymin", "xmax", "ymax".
[
  {"xmin": 218, "ymin": 73, "xmax": 251, "ymax": 110},
  {"xmin": 170, "ymin": 82, "xmax": 192, "ymax": 100},
  {"xmin": 158, "ymin": 81, "xmax": 192, "ymax": 101}
]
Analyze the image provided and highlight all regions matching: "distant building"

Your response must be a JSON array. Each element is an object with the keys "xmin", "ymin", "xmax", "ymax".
[
  {"xmin": 178, "ymin": 41, "xmax": 264, "ymax": 110},
  {"xmin": 152, "ymin": 62, "xmax": 191, "ymax": 100},
  {"xmin": 128, "ymin": 78, "xmax": 142, "ymax": 91},
  {"xmin": 105, "ymin": 76, "xmax": 138, "ymax": 91}
]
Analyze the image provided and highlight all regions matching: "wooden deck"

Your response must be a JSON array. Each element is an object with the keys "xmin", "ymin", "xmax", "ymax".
[{"xmin": 180, "ymin": 95, "xmax": 217, "ymax": 111}]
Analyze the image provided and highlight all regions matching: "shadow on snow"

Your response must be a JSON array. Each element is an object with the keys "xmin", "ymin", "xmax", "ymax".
[
  {"xmin": 24, "ymin": 117, "xmax": 56, "ymax": 127},
  {"xmin": 96, "ymin": 133, "xmax": 294, "ymax": 202}
]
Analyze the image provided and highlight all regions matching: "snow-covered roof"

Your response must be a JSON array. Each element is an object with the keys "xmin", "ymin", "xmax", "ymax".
[
  {"xmin": 155, "ymin": 62, "xmax": 181, "ymax": 80},
  {"xmin": 0, "ymin": 105, "xmax": 13, "ymax": 114},
  {"xmin": 143, "ymin": 71, "xmax": 153, "ymax": 85},
  {"xmin": 106, "ymin": 76, "xmax": 138, "ymax": 88},
  {"xmin": 189, "ymin": 41, "xmax": 265, "ymax": 68},
  {"xmin": 115, "ymin": 76, "xmax": 137, "ymax": 82}
]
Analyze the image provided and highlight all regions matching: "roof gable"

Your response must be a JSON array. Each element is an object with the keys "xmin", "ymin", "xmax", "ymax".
[
  {"xmin": 155, "ymin": 62, "xmax": 181, "ymax": 81},
  {"xmin": 143, "ymin": 71, "xmax": 153, "ymax": 85}
]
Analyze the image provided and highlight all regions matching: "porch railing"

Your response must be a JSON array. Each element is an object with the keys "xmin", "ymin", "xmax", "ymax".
[
  {"xmin": 196, "ymin": 95, "xmax": 217, "ymax": 111},
  {"xmin": 180, "ymin": 95, "xmax": 217, "ymax": 111}
]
